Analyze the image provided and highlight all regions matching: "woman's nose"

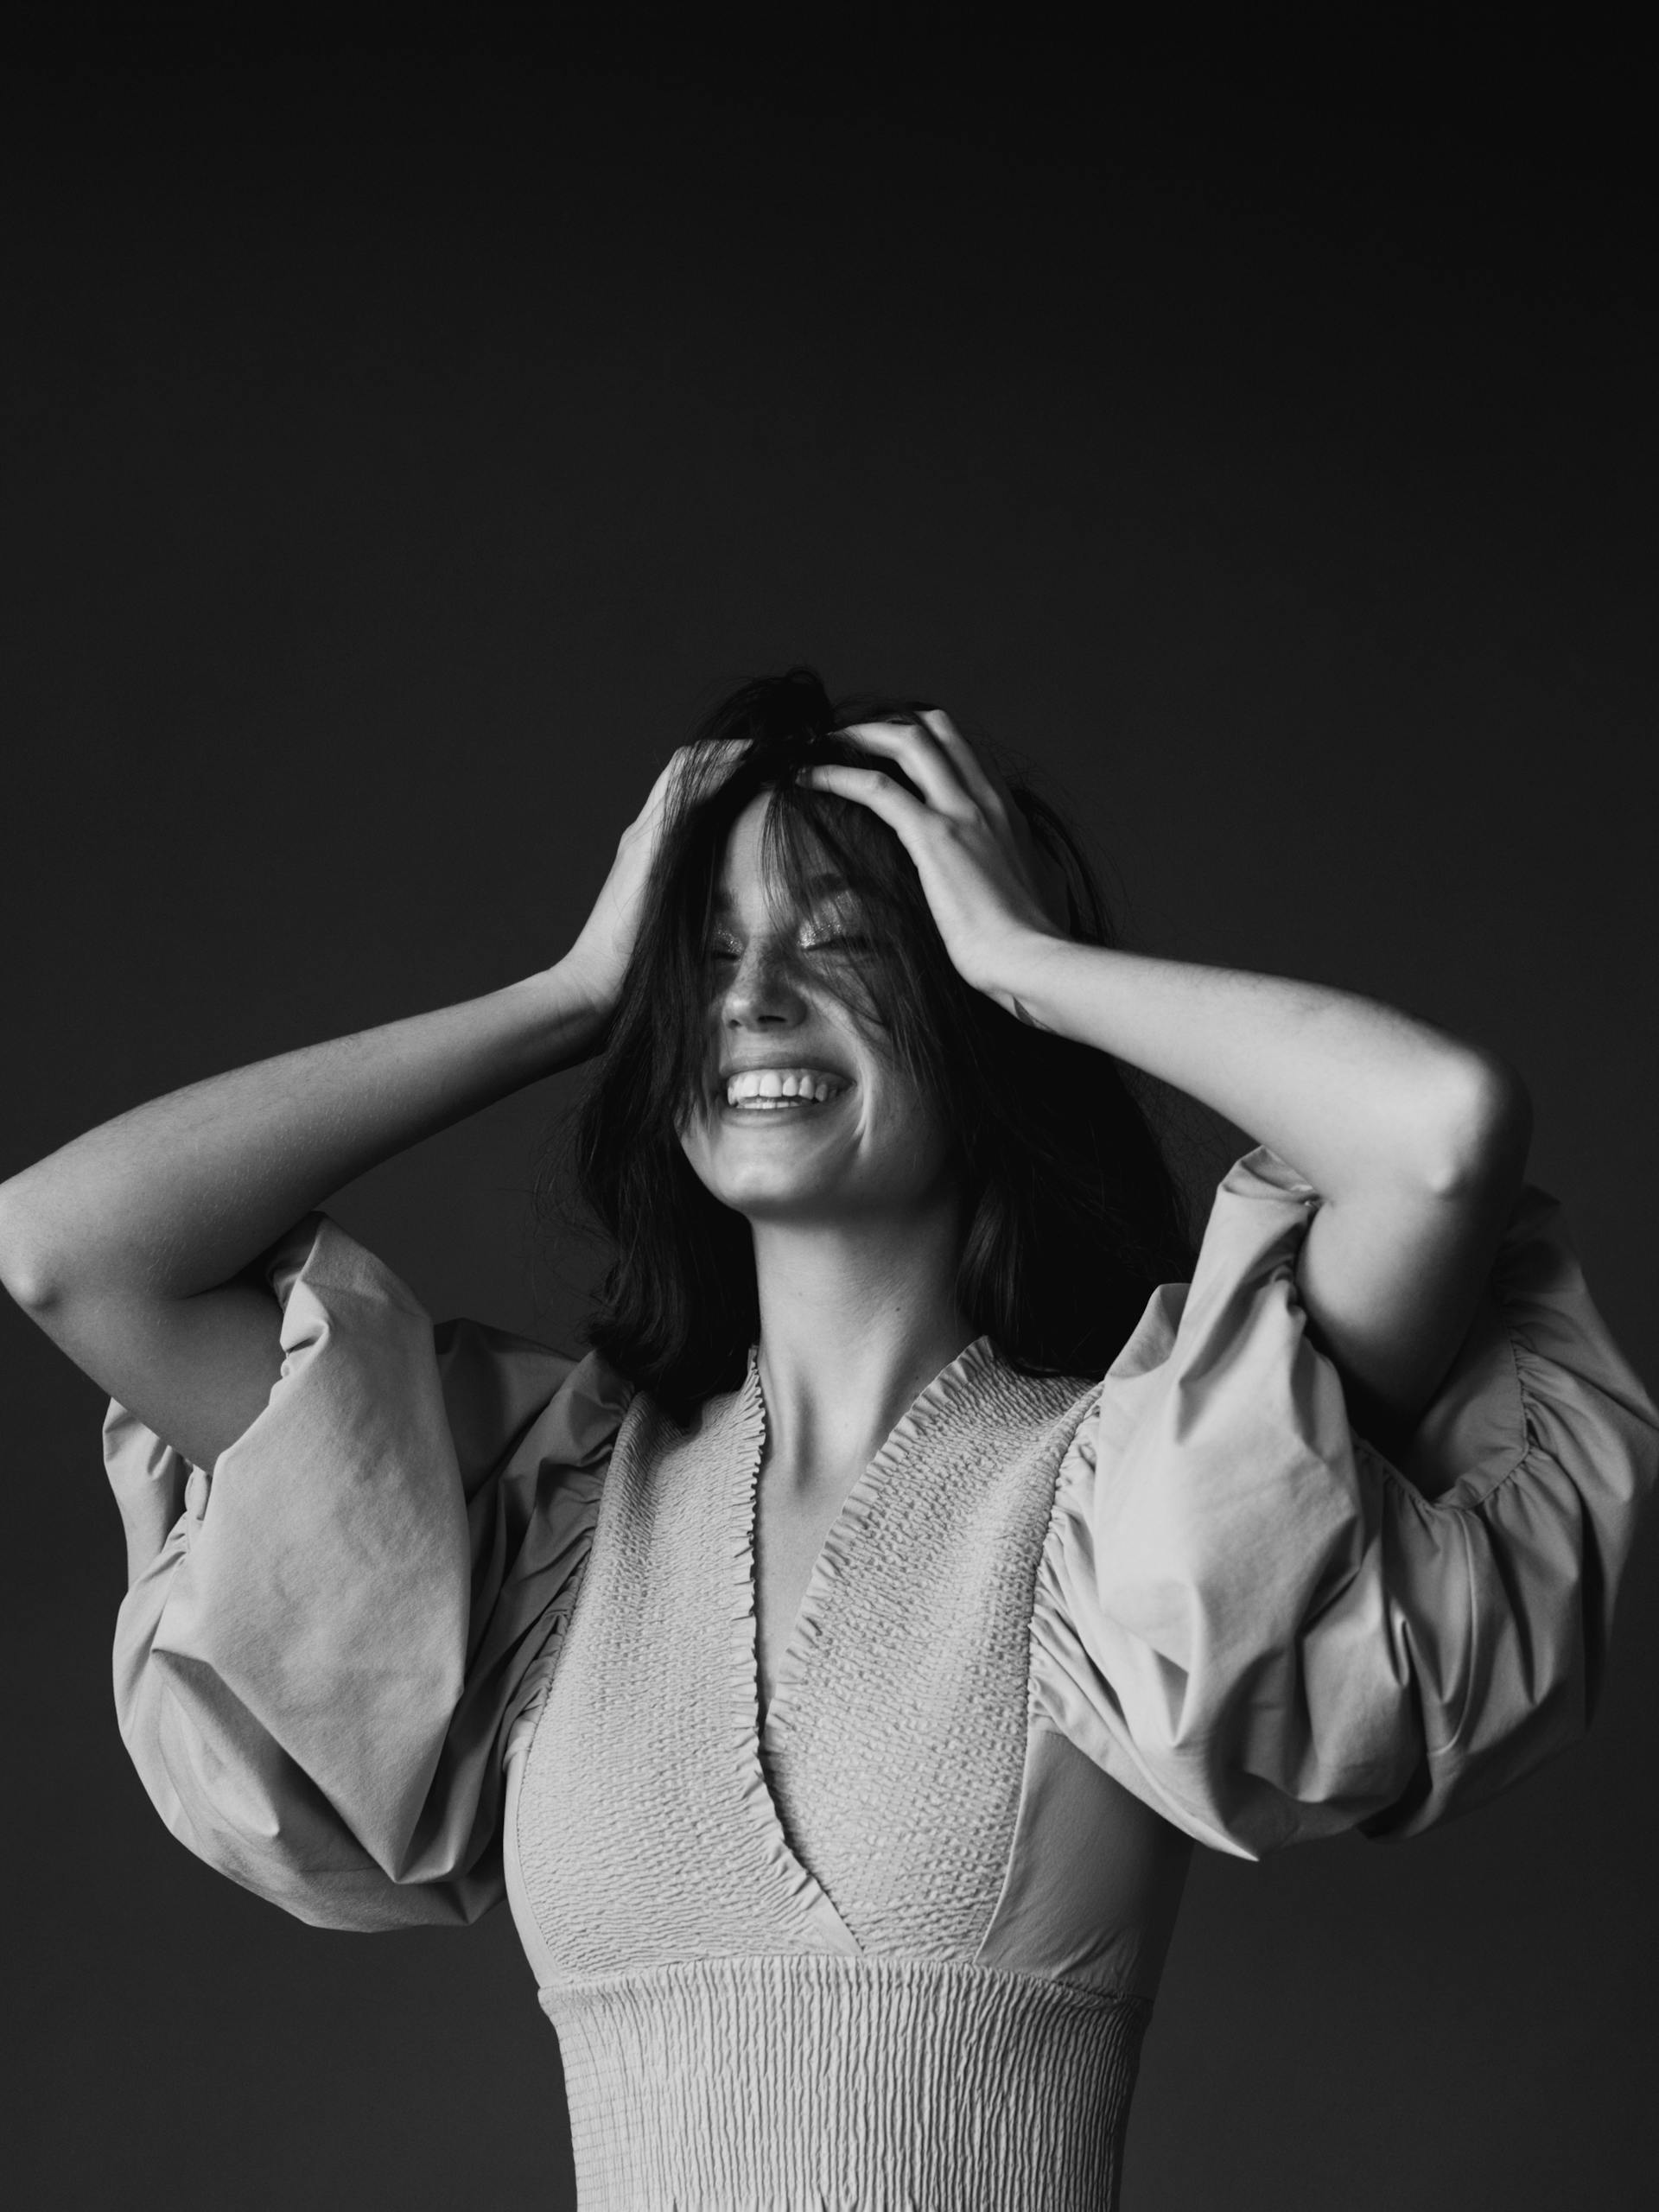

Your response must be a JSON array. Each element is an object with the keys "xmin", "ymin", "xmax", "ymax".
[{"xmin": 721, "ymin": 940, "xmax": 807, "ymax": 1028}]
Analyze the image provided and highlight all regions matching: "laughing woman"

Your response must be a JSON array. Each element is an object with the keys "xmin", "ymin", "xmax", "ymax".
[{"xmin": 3, "ymin": 666, "xmax": 1653, "ymax": 2210}]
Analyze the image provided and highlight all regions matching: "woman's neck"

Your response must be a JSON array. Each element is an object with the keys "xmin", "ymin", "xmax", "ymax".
[{"xmin": 749, "ymin": 1196, "xmax": 976, "ymax": 1484}]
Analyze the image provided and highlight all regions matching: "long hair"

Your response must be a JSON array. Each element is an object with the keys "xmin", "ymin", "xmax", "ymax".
[{"xmin": 538, "ymin": 667, "xmax": 1193, "ymax": 1415}]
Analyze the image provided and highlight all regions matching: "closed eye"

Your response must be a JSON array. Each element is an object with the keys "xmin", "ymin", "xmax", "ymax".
[{"xmin": 702, "ymin": 927, "xmax": 869, "ymax": 963}]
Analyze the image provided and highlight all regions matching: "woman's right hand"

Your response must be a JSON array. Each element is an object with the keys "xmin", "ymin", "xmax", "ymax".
[
  {"xmin": 0, "ymin": 754, "xmax": 766, "ymax": 1464},
  {"xmin": 559, "ymin": 742, "xmax": 743, "ymax": 1021}
]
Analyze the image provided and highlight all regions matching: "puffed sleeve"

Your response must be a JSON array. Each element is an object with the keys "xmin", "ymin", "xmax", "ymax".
[
  {"xmin": 1030, "ymin": 1147, "xmax": 1659, "ymax": 1858},
  {"xmin": 105, "ymin": 1211, "xmax": 630, "ymax": 1930}
]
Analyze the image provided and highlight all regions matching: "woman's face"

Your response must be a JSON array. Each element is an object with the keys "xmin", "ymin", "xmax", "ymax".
[{"xmin": 677, "ymin": 792, "xmax": 957, "ymax": 1226}]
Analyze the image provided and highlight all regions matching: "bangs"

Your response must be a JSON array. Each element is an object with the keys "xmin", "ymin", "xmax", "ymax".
[
  {"xmin": 543, "ymin": 666, "xmax": 1195, "ymax": 1414},
  {"xmin": 648, "ymin": 725, "xmax": 973, "ymax": 1106},
  {"xmin": 757, "ymin": 772, "xmax": 958, "ymax": 1084}
]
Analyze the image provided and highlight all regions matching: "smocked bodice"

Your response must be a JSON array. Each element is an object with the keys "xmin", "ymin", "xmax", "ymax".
[
  {"xmin": 100, "ymin": 1149, "xmax": 1659, "ymax": 2209},
  {"xmin": 504, "ymin": 1343, "xmax": 1183, "ymax": 2208}
]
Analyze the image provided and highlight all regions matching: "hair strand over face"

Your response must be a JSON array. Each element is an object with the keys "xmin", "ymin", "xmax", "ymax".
[{"xmin": 534, "ymin": 666, "xmax": 1194, "ymax": 1416}]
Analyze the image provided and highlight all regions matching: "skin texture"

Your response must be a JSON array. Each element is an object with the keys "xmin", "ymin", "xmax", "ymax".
[
  {"xmin": 0, "ymin": 706, "xmax": 1528, "ymax": 1568},
  {"xmin": 806, "ymin": 710, "xmax": 1532, "ymax": 1455},
  {"xmin": 0, "ymin": 743, "xmax": 724, "ymax": 1475},
  {"xmin": 676, "ymin": 795, "xmax": 983, "ymax": 1709}
]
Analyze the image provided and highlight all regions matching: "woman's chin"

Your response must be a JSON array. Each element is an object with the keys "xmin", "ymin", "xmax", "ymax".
[
  {"xmin": 680, "ymin": 1096, "xmax": 954, "ymax": 1223},
  {"xmin": 702, "ymin": 1163, "xmax": 846, "ymax": 1220},
  {"xmin": 683, "ymin": 1103, "xmax": 849, "ymax": 1199}
]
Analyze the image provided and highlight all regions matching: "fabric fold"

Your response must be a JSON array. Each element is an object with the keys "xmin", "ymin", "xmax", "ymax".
[
  {"xmin": 106, "ymin": 1210, "xmax": 626, "ymax": 1929},
  {"xmin": 1031, "ymin": 1147, "xmax": 1659, "ymax": 1857}
]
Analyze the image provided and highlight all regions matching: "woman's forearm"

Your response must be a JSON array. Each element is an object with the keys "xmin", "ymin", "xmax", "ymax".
[
  {"xmin": 996, "ymin": 932, "xmax": 1532, "ymax": 1442},
  {"xmin": 800, "ymin": 709, "xmax": 1532, "ymax": 1444},
  {"xmin": 0, "ymin": 960, "xmax": 606, "ymax": 1311},
  {"xmin": 1000, "ymin": 932, "xmax": 1523, "ymax": 1201}
]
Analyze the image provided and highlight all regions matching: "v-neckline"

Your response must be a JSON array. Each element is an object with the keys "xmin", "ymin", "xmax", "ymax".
[
  {"xmin": 735, "ymin": 1336, "xmax": 995, "ymax": 1742},
  {"xmin": 711, "ymin": 1336, "xmax": 1001, "ymax": 1958}
]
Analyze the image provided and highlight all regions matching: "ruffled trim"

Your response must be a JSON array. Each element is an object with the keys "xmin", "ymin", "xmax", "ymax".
[
  {"xmin": 721, "ymin": 1354, "xmax": 855, "ymax": 1948},
  {"xmin": 761, "ymin": 1334, "xmax": 1004, "ymax": 1756}
]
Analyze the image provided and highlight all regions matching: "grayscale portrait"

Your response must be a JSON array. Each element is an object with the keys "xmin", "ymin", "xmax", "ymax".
[{"xmin": 5, "ymin": 17, "xmax": 1655, "ymax": 2211}]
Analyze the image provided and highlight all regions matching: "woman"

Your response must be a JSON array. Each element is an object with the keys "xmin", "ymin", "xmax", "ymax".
[{"xmin": 3, "ymin": 666, "xmax": 1653, "ymax": 2209}]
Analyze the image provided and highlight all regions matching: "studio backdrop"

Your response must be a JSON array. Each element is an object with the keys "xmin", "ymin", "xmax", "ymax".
[{"xmin": 4, "ymin": 34, "xmax": 1656, "ymax": 2212}]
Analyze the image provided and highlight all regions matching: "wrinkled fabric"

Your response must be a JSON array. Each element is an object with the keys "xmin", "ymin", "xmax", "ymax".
[
  {"xmin": 1031, "ymin": 1147, "xmax": 1659, "ymax": 1856},
  {"xmin": 106, "ymin": 1212, "xmax": 627, "ymax": 1929},
  {"xmin": 103, "ymin": 1152, "xmax": 1657, "ymax": 1944}
]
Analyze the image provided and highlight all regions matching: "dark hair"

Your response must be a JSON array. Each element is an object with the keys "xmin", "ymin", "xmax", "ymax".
[{"xmin": 539, "ymin": 667, "xmax": 1193, "ymax": 1416}]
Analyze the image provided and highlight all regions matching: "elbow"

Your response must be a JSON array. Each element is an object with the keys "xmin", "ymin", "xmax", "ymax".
[
  {"xmin": 1415, "ymin": 1051, "xmax": 1533, "ymax": 1200},
  {"xmin": 0, "ymin": 1177, "xmax": 67, "ymax": 1314}
]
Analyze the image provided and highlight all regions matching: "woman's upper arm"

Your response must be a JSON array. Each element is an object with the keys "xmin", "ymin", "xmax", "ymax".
[
  {"xmin": 1295, "ymin": 1056, "xmax": 1534, "ymax": 1459},
  {"xmin": 103, "ymin": 1210, "xmax": 625, "ymax": 1930},
  {"xmin": 1032, "ymin": 1139, "xmax": 1658, "ymax": 1857},
  {"xmin": 12, "ymin": 1267, "xmax": 285, "ymax": 1474}
]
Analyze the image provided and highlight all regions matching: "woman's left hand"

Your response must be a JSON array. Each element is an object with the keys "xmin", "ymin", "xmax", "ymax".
[{"xmin": 803, "ymin": 710, "xmax": 1071, "ymax": 1014}]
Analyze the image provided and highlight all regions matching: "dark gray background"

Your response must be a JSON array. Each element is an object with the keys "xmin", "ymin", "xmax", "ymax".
[{"xmin": 5, "ymin": 16, "xmax": 1656, "ymax": 2209}]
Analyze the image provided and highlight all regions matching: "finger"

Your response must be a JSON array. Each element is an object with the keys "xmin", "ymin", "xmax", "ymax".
[
  {"xmin": 654, "ymin": 737, "xmax": 747, "ymax": 818},
  {"xmin": 834, "ymin": 717, "xmax": 976, "ymax": 820},
  {"xmin": 799, "ymin": 761, "xmax": 934, "ymax": 842},
  {"xmin": 915, "ymin": 710, "xmax": 1071, "ymax": 931},
  {"xmin": 915, "ymin": 708, "xmax": 1058, "ymax": 876},
  {"xmin": 912, "ymin": 709, "xmax": 1017, "ymax": 826}
]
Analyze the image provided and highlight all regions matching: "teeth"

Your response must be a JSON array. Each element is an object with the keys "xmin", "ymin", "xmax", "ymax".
[{"xmin": 724, "ymin": 1068, "xmax": 846, "ymax": 1108}]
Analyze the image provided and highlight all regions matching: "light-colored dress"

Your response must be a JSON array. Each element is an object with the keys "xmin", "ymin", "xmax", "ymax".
[{"xmin": 104, "ymin": 1150, "xmax": 1658, "ymax": 2211}]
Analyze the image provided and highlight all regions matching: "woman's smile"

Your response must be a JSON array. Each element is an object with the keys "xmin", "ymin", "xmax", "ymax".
[
  {"xmin": 32, "ymin": 648, "xmax": 1640, "ymax": 2212},
  {"xmin": 673, "ymin": 790, "xmax": 955, "ymax": 1211},
  {"xmin": 719, "ymin": 1064, "xmax": 854, "ymax": 1120}
]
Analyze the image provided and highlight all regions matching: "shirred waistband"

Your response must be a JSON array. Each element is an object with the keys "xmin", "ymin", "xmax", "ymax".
[{"xmin": 540, "ymin": 1952, "xmax": 1149, "ymax": 2212}]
